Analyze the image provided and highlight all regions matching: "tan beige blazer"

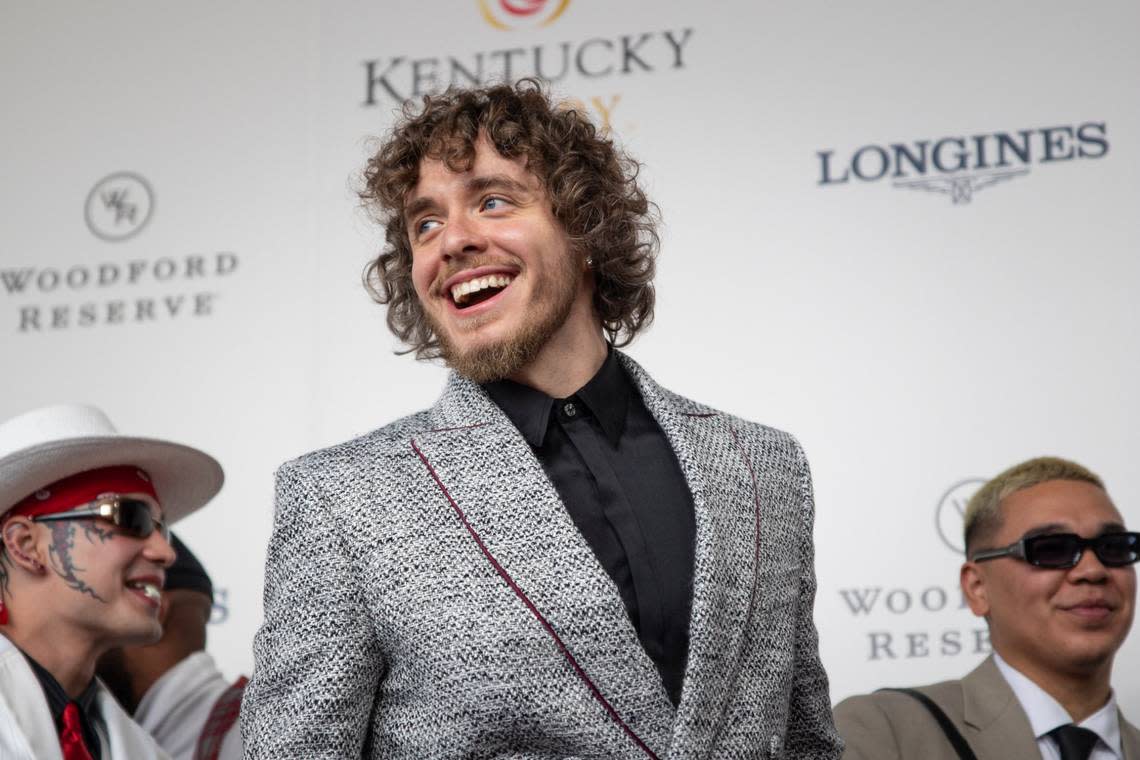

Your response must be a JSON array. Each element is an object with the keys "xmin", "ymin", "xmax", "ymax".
[{"xmin": 833, "ymin": 656, "xmax": 1140, "ymax": 760}]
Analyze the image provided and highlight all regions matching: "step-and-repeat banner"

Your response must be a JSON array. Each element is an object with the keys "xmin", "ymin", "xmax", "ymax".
[{"xmin": 4, "ymin": 0, "xmax": 1138, "ymax": 714}]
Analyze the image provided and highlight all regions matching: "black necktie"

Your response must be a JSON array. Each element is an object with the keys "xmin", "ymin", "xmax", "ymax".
[{"xmin": 1048, "ymin": 725, "xmax": 1100, "ymax": 760}]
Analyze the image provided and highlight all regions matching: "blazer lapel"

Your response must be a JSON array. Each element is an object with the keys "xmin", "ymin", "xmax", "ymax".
[
  {"xmin": 617, "ymin": 356, "xmax": 762, "ymax": 755},
  {"xmin": 410, "ymin": 373, "xmax": 674, "ymax": 755},
  {"xmin": 961, "ymin": 656, "xmax": 1040, "ymax": 760},
  {"xmin": 1120, "ymin": 712, "xmax": 1140, "ymax": 760},
  {"xmin": 97, "ymin": 687, "xmax": 171, "ymax": 759},
  {"xmin": 0, "ymin": 636, "xmax": 63, "ymax": 760}
]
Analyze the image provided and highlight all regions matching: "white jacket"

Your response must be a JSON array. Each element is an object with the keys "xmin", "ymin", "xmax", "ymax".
[
  {"xmin": 0, "ymin": 634, "xmax": 171, "ymax": 760},
  {"xmin": 134, "ymin": 651, "xmax": 243, "ymax": 760}
]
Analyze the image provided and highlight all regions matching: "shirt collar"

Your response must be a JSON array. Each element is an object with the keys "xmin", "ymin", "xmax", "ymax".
[
  {"xmin": 483, "ymin": 377, "xmax": 554, "ymax": 447},
  {"xmin": 574, "ymin": 348, "xmax": 630, "ymax": 446},
  {"xmin": 994, "ymin": 652, "xmax": 1122, "ymax": 758},
  {"xmin": 482, "ymin": 347, "xmax": 630, "ymax": 447},
  {"xmin": 22, "ymin": 650, "xmax": 101, "ymax": 722}
]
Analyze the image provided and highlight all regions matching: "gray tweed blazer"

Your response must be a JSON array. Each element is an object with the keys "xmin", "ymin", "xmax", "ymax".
[{"xmin": 241, "ymin": 353, "xmax": 841, "ymax": 759}]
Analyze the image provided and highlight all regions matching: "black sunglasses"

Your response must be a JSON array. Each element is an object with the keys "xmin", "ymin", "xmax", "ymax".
[
  {"xmin": 972, "ymin": 531, "xmax": 1140, "ymax": 569},
  {"xmin": 32, "ymin": 496, "xmax": 169, "ymax": 541}
]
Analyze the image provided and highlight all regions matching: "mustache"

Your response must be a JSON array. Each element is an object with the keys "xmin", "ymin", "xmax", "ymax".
[{"xmin": 432, "ymin": 257, "xmax": 514, "ymax": 294}]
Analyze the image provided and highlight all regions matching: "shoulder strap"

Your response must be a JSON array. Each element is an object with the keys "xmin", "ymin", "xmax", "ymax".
[
  {"xmin": 194, "ymin": 676, "xmax": 248, "ymax": 760},
  {"xmin": 878, "ymin": 687, "xmax": 978, "ymax": 760}
]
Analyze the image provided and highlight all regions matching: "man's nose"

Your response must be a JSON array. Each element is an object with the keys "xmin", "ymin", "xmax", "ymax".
[
  {"xmin": 440, "ymin": 213, "xmax": 487, "ymax": 260},
  {"xmin": 1069, "ymin": 543, "xmax": 1110, "ymax": 582},
  {"xmin": 144, "ymin": 529, "xmax": 177, "ymax": 569}
]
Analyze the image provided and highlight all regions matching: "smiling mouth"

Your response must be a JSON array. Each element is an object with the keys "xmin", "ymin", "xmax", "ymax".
[
  {"xmin": 126, "ymin": 580, "xmax": 162, "ymax": 605},
  {"xmin": 450, "ymin": 274, "xmax": 514, "ymax": 309}
]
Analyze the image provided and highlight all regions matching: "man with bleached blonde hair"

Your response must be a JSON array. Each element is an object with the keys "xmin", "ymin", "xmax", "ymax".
[{"xmin": 834, "ymin": 456, "xmax": 1140, "ymax": 760}]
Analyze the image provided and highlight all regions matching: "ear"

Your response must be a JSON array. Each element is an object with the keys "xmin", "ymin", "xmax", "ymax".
[
  {"xmin": 960, "ymin": 561, "xmax": 990, "ymax": 617},
  {"xmin": 2, "ymin": 518, "xmax": 47, "ymax": 574}
]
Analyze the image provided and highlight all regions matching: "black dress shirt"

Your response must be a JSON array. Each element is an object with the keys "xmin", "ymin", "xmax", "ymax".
[
  {"xmin": 484, "ymin": 350, "xmax": 696, "ymax": 705},
  {"xmin": 24, "ymin": 652, "xmax": 103, "ymax": 760}
]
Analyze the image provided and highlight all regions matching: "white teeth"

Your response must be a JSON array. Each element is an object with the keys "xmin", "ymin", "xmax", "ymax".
[
  {"xmin": 451, "ymin": 274, "xmax": 514, "ymax": 305},
  {"xmin": 128, "ymin": 581, "xmax": 162, "ymax": 603}
]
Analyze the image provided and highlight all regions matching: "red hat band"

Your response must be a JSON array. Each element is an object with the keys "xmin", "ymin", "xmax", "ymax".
[{"xmin": 8, "ymin": 465, "xmax": 159, "ymax": 521}]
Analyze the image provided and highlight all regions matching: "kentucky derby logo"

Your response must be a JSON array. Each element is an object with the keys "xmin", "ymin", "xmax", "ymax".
[
  {"xmin": 478, "ymin": 0, "xmax": 571, "ymax": 30},
  {"xmin": 935, "ymin": 479, "xmax": 985, "ymax": 555},
  {"xmin": 817, "ymin": 121, "xmax": 1108, "ymax": 205},
  {"xmin": 84, "ymin": 172, "xmax": 155, "ymax": 242}
]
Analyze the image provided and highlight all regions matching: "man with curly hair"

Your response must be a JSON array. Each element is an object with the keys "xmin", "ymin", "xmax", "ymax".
[{"xmin": 243, "ymin": 80, "xmax": 841, "ymax": 759}]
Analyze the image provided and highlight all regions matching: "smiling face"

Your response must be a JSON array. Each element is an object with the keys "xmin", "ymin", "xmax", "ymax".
[
  {"xmin": 406, "ymin": 135, "xmax": 596, "ymax": 383},
  {"xmin": 32, "ymin": 493, "xmax": 175, "ymax": 649},
  {"xmin": 962, "ymin": 479, "xmax": 1136, "ymax": 683}
]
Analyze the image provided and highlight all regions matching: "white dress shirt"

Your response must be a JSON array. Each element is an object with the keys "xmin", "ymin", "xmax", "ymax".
[
  {"xmin": 994, "ymin": 653, "xmax": 1122, "ymax": 760},
  {"xmin": 133, "ymin": 651, "xmax": 243, "ymax": 760}
]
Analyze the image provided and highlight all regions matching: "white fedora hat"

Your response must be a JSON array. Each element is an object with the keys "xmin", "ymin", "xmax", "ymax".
[{"xmin": 0, "ymin": 404, "xmax": 223, "ymax": 525}]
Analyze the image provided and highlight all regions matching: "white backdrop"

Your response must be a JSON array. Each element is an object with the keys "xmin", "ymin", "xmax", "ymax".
[{"xmin": 3, "ymin": 0, "xmax": 1138, "ymax": 716}]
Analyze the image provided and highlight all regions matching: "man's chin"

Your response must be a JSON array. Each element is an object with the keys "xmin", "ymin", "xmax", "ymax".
[
  {"xmin": 431, "ymin": 287, "xmax": 576, "ymax": 385},
  {"xmin": 1048, "ymin": 637, "xmax": 1122, "ymax": 676},
  {"xmin": 443, "ymin": 340, "xmax": 542, "ymax": 384},
  {"xmin": 113, "ymin": 619, "xmax": 164, "ymax": 648}
]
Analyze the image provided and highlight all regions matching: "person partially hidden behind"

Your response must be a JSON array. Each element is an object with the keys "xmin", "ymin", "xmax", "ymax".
[
  {"xmin": 241, "ymin": 80, "xmax": 842, "ymax": 759},
  {"xmin": 834, "ymin": 457, "xmax": 1139, "ymax": 760},
  {"xmin": 0, "ymin": 403, "xmax": 223, "ymax": 759},
  {"xmin": 98, "ymin": 534, "xmax": 246, "ymax": 760}
]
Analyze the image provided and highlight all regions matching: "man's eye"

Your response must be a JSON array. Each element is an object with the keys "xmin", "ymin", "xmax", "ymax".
[
  {"xmin": 416, "ymin": 219, "xmax": 440, "ymax": 235},
  {"xmin": 482, "ymin": 197, "xmax": 508, "ymax": 211}
]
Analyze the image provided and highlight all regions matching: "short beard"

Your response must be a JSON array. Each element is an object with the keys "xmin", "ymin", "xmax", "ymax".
[
  {"xmin": 430, "ymin": 245, "xmax": 582, "ymax": 384},
  {"xmin": 433, "ymin": 289, "xmax": 576, "ymax": 384}
]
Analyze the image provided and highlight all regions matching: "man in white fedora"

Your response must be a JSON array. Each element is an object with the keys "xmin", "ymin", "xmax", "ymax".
[{"xmin": 0, "ymin": 403, "xmax": 223, "ymax": 760}]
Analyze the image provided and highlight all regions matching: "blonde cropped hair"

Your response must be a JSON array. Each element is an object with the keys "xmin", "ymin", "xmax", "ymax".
[{"xmin": 964, "ymin": 456, "xmax": 1105, "ymax": 557}]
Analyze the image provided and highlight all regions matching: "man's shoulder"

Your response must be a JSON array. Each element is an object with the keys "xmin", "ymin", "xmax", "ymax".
[
  {"xmin": 833, "ymin": 677, "xmax": 970, "ymax": 760},
  {"xmin": 1122, "ymin": 710, "xmax": 1140, "ymax": 755},
  {"xmin": 623, "ymin": 352, "xmax": 809, "ymax": 484},
  {"xmin": 649, "ymin": 380, "xmax": 803, "ymax": 455},
  {"xmin": 834, "ymin": 676, "xmax": 968, "ymax": 724},
  {"xmin": 277, "ymin": 408, "xmax": 436, "ymax": 481}
]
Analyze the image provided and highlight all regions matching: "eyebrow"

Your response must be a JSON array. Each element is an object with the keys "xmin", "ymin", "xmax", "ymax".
[
  {"xmin": 403, "ymin": 173, "xmax": 533, "ymax": 226},
  {"xmin": 466, "ymin": 173, "xmax": 530, "ymax": 197},
  {"xmin": 403, "ymin": 196, "xmax": 438, "ymax": 227}
]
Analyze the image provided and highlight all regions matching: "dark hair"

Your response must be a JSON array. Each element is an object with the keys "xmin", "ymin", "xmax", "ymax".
[{"xmin": 360, "ymin": 79, "xmax": 658, "ymax": 359}]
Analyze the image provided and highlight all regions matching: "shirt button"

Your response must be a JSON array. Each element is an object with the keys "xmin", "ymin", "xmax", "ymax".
[{"xmin": 563, "ymin": 402, "xmax": 577, "ymax": 417}]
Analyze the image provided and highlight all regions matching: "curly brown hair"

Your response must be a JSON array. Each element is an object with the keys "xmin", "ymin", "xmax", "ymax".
[{"xmin": 360, "ymin": 79, "xmax": 658, "ymax": 359}]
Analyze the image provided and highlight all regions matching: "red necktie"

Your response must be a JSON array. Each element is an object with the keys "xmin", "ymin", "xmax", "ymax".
[{"xmin": 59, "ymin": 702, "xmax": 95, "ymax": 760}]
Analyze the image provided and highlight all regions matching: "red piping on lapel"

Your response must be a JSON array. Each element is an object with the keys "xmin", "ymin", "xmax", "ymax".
[
  {"xmin": 705, "ymin": 424, "xmax": 764, "ymax": 754},
  {"xmin": 425, "ymin": 422, "xmax": 489, "ymax": 434},
  {"xmin": 410, "ymin": 438, "xmax": 662, "ymax": 760}
]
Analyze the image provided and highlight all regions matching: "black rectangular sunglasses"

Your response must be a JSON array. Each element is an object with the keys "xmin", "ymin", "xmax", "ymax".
[
  {"xmin": 31, "ymin": 496, "xmax": 169, "ymax": 541},
  {"xmin": 972, "ymin": 531, "xmax": 1140, "ymax": 569}
]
